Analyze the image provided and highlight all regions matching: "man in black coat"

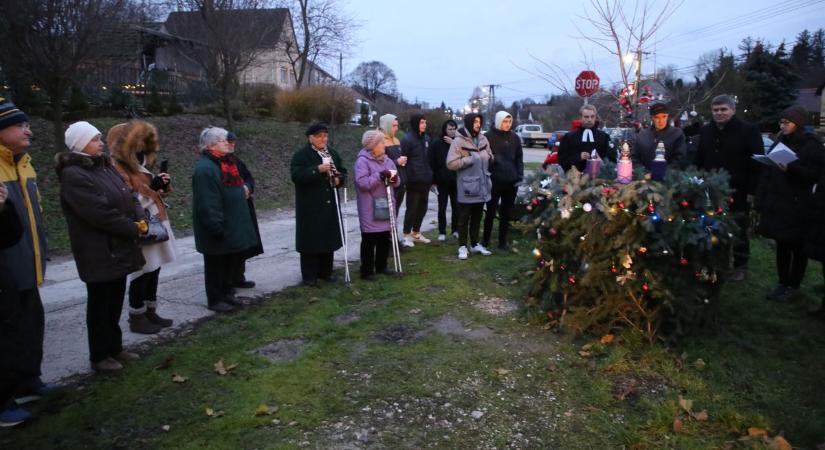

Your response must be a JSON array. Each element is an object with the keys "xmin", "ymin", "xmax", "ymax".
[
  {"xmin": 558, "ymin": 105, "xmax": 613, "ymax": 172},
  {"xmin": 483, "ymin": 111, "xmax": 523, "ymax": 250},
  {"xmin": 694, "ymin": 94, "xmax": 763, "ymax": 281}
]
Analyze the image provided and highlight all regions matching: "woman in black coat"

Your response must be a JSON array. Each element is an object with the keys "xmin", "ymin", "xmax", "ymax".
[
  {"xmin": 805, "ymin": 165, "xmax": 825, "ymax": 319},
  {"xmin": 57, "ymin": 121, "xmax": 152, "ymax": 372},
  {"xmin": 755, "ymin": 106, "xmax": 825, "ymax": 303}
]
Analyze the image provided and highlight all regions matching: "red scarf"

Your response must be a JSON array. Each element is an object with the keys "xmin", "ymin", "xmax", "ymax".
[{"xmin": 206, "ymin": 150, "xmax": 244, "ymax": 187}]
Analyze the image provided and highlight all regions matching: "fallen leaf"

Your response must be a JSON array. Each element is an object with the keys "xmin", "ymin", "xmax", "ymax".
[
  {"xmin": 171, "ymin": 374, "xmax": 188, "ymax": 383},
  {"xmin": 563, "ymin": 410, "xmax": 574, "ymax": 417},
  {"xmin": 600, "ymin": 334, "xmax": 615, "ymax": 344},
  {"xmin": 154, "ymin": 356, "xmax": 174, "ymax": 370},
  {"xmin": 308, "ymin": 297, "xmax": 319, "ymax": 303},
  {"xmin": 679, "ymin": 396, "xmax": 693, "ymax": 413},
  {"xmin": 288, "ymin": 421, "xmax": 299, "ymax": 426},
  {"xmin": 161, "ymin": 425, "xmax": 171, "ymax": 432},
  {"xmin": 205, "ymin": 407, "xmax": 224, "ymax": 418},
  {"xmin": 255, "ymin": 404, "xmax": 279, "ymax": 416},
  {"xmin": 581, "ymin": 344, "xmax": 593, "ymax": 351},
  {"xmin": 494, "ymin": 368, "xmax": 510, "ymax": 376},
  {"xmin": 693, "ymin": 358, "xmax": 706, "ymax": 371},
  {"xmin": 578, "ymin": 351, "xmax": 592, "ymax": 358},
  {"xmin": 616, "ymin": 380, "xmax": 637, "ymax": 400},
  {"xmin": 748, "ymin": 427, "xmax": 769, "ymax": 438},
  {"xmin": 546, "ymin": 361, "xmax": 559, "ymax": 372},
  {"xmin": 214, "ymin": 359, "xmax": 238, "ymax": 376},
  {"xmin": 409, "ymin": 308, "xmax": 421, "ymax": 315},
  {"xmin": 691, "ymin": 410, "xmax": 709, "ymax": 421},
  {"xmin": 673, "ymin": 417, "xmax": 684, "ymax": 433},
  {"xmin": 770, "ymin": 436, "xmax": 792, "ymax": 450}
]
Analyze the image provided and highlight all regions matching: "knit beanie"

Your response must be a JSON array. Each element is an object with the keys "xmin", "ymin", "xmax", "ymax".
[
  {"xmin": 494, "ymin": 111, "xmax": 512, "ymax": 130},
  {"xmin": 0, "ymin": 97, "xmax": 28, "ymax": 131},
  {"xmin": 65, "ymin": 121, "xmax": 101, "ymax": 153},
  {"xmin": 361, "ymin": 130, "xmax": 384, "ymax": 150},
  {"xmin": 378, "ymin": 114, "xmax": 397, "ymax": 136},
  {"xmin": 780, "ymin": 105, "xmax": 808, "ymax": 127},
  {"xmin": 649, "ymin": 102, "xmax": 668, "ymax": 116}
]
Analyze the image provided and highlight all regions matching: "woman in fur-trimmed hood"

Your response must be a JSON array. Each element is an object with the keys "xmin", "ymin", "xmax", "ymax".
[{"xmin": 107, "ymin": 120, "xmax": 177, "ymax": 334}]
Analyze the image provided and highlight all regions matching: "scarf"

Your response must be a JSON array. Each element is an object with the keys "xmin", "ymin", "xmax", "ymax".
[{"xmin": 206, "ymin": 150, "xmax": 244, "ymax": 187}]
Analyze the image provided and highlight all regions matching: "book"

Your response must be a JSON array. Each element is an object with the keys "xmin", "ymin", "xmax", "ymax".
[{"xmin": 751, "ymin": 142, "xmax": 798, "ymax": 168}]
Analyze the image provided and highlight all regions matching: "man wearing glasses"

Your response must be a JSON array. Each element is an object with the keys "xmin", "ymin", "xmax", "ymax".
[
  {"xmin": 0, "ymin": 97, "xmax": 51, "ymax": 427},
  {"xmin": 694, "ymin": 94, "xmax": 763, "ymax": 282}
]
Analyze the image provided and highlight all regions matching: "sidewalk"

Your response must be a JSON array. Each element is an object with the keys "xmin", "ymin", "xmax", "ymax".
[{"xmin": 40, "ymin": 194, "xmax": 440, "ymax": 383}]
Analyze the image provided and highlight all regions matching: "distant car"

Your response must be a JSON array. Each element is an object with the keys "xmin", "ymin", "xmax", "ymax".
[
  {"xmin": 761, "ymin": 133, "xmax": 775, "ymax": 154},
  {"xmin": 514, "ymin": 124, "xmax": 552, "ymax": 148},
  {"xmin": 547, "ymin": 131, "xmax": 568, "ymax": 148}
]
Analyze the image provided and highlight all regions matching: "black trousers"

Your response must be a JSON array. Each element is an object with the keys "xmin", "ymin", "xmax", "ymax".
[
  {"xmin": 732, "ymin": 209, "xmax": 750, "ymax": 268},
  {"xmin": 204, "ymin": 253, "xmax": 243, "ymax": 306},
  {"xmin": 456, "ymin": 202, "xmax": 484, "ymax": 248},
  {"xmin": 300, "ymin": 252, "xmax": 334, "ymax": 283},
  {"xmin": 776, "ymin": 239, "xmax": 808, "ymax": 288},
  {"xmin": 0, "ymin": 288, "xmax": 44, "ymax": 407},
  {"xmin": 86, "ymin": 277, "xmax": 127, "ymax": 363},
  {"xmin": 360, "ymin": 231, "xmax": 391, "ymax": 276},
  {"xmin": 233, "ymin": 259, "xmax": 248, "ymax": 284},
  {"xmin": 393, "ymin": 186, "xmax": 406, "ymax": 218},
  {"xmin": 403, "ymin": 188, "xmax": 429, "ymax": 234},
  {"xmin": 128, "ymin": 268, "xmax": 161, "ymax": 310},
  {"xmin": 482, "ymin": 182, "xmax": 517, "ymax": 246},
  {"xmin": 437, "ymin": 182, "xmax": 457, "ymax": 235}
]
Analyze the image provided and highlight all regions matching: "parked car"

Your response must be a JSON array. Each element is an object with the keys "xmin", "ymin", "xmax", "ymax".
[
  {"xmin": 514, "ymin": 124, "xmax": 553, "ymax": 148},
  {"xmin": 547, "ymin": 130, "xmax": 568, "ymax": 148}
]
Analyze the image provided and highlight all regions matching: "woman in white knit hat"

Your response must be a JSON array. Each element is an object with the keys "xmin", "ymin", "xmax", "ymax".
[{"xmin": 56, "ymin": 121, "xmax": 158, "ymax": 372}]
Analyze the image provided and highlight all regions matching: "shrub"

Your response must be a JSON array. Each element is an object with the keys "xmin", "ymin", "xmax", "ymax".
[
  {"xmin": 242, "ymin": 83, "xmax": 279, "ymax": 117},
  {"xmin": 67, "ymin": 85, "xmax": 89, "ymax": 113},
  {"xmin": 276, "ymin": 85, "xmax": 355, "ymax": 125}
]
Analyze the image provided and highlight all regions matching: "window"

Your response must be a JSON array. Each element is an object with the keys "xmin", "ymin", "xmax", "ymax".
[{"xmin": 280, "ymin": 67, "xmax": 288, "ymax": 84}]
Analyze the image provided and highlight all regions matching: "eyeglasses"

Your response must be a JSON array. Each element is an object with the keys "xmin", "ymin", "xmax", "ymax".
[{"xmin": 778, "ymin": 120, "xmax": 791, "ymax": 125}]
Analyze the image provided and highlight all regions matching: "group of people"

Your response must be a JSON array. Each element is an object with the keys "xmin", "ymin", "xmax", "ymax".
[
  {"xmin": 290, "ymin": 111, "xmax": 525, "ymax": 285},
  {"xmin": 550, "ymin": 95, "xmax": 825, "ymax": 313},
  {"xmin": 0, "ymin": 97, "xmax": 266, "ymax": 426}
]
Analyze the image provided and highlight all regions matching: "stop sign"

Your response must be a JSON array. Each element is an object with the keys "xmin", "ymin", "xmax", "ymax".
[{"xmin": 575, "ymin": 71, "xmax": 600, "ymax": 97}]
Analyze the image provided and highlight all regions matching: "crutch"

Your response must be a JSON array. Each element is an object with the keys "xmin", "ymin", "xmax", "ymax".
[
  {"xmin": 332, "ymin": 183, "xmax": 351, "ymax": 285},
  {"xmin": 385, "ymin": 178, "xmax": 403, "ymax": 275}
]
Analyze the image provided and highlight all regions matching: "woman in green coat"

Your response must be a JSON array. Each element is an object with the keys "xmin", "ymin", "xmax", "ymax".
[
  {"xmin": 290, "ymin": 123, "xmax": 347, "ymax": 286},
  {"xmin": 192, "ymin": 127, "xmax": 257, "ymax": 312}
]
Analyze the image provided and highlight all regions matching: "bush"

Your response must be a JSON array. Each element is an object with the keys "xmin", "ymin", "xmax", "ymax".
[
  {"xmin": 276, "ymin": 86, "xmax": 355, "ymax": 125},
  {"xmin": 146, "ymin": 88, "xmax": 165, "ymax": 115},
  {"xmin": 242, "ymin": 84, "xmax": 279, "ymax": 117},
  {"xmin": 67, "ymin": 85, "xmax": 89, "ymax": 113}
]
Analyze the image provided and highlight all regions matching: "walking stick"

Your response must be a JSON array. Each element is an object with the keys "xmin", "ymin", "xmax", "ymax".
[
  {"xmin": 333, "ymin": 184, "xmax": 351, "ymax": 285},
  {"xmin": 385, "ymin": 178, "xmax": 403, "ymax": 275}
]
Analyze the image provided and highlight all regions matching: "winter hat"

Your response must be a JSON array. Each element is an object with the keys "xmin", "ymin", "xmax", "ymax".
[
  {"xmin": 64, "ymin": 121, "xmax": 101, "ymax": 153},
  {"xmin": 649, "ymin": 103, "xmax": 668, "ymax": 116},
  {"xmin": 0, "ymin": 96, "xmax": 28, "ymax": 131},
  {"xmin": 780, "ymin": 105, "xmax": 808, "ymax": 127},
  {"xmin": 305, "ymin": 122, "xmax": 329, "ymax": 137},
  {"xmin": 361, "ymin": 129, "xmax": 384, "ymax": 150},
  {"xmin": 378, "ymin": 114, "xmax": 397, "ymax": 136},
  {"xmin": 494, "ymin": 111, "xmax": 512, "ymax": 130},
  {"xmin": 226, "ymin": 131, "xmax": 237, "ymax": 142}
]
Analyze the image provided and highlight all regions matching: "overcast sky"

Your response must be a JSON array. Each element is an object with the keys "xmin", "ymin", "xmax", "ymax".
[{"xmin": 339, "ymin": 0, "xmax": 825, "ymax": 111}]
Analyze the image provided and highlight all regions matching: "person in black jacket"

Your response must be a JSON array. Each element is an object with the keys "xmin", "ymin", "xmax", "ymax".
[
  {"xmin": 632, "ymin": 102, "xmax": 687, "ymax": 169},
  {"xmin": 694, "ymin": 95, "xmax": 763, "ymax": 281},
  {"xmin": 804, "ymin": 146, "xmax": 825, "ymax": 319},
  {"xmin": 557, "ymin": 105, "xmax": 613, "ymax": 172},
  {"xmin": 755, "ymin": 106, "xmax": 824, "ymax": 302},
  {"xmin": 482, "ymin": 111, "xmax": 523, "ymax": 250},
  {"xmin": 430, "ymin": 119, "xmax": 458, "ymax": 241},
  {"xmin": 400, "ymin": 114, "xmax": 433, "ymax": 247}
]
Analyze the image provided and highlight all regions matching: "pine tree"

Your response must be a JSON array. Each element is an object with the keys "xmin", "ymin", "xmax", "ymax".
[
  {"xmin": 790, "ymin": 30, "xmax": 812, "ymax": 70},
  {"xmin": 739, "ymin": 40, "xmax": 798, "ymax": 129}
]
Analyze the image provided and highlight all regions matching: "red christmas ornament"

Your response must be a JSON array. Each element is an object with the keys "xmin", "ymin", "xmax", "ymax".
[
  {"xmin": 647, "ymin": 204, "xmax": 656, "ymax": 214},
  {"xmin": 680, "ymin": 200, "xmax": 689, "ymax": 209},
  {"xmin": 610, "ymin": 265, "xmax": 618, "ymax": 273},
  {"xmin": 729, "ymin": 196, "xmax": 735, "ymax": 205},
  {"xmin": 716, "ymin": 207, "xmax": 724, "ymax": 214},
  {"xmin": 618, "ymin": 201, "xmax": 626, "ymax": 209},
  {"xmin": 532, "ymin": 198, "xmax": 540, "ymax": 206},
  {"xmin": 559, "ymin": 264, "xmax": 567, "ymax": 272},
  {"xmin": 549, "ymin": 228, "xmax": 558, "ymax": 236},
  {"xmin": 567, "ymin": 276, "xmax": 577, "ymax": 285},
  {"xmin": 642, "ymin": 283, "xmax": 650, "ymax": 292},
  {"xmin": 679, "ymin": 257, "xmax": 688, "ymax": 266}
]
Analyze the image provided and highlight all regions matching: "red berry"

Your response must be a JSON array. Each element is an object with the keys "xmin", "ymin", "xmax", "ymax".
[
  {"xmin": 618, "ymin": 201, "xmax": 626, "ymax": 209},
  {"xmin": 568, "ymin": 276, "xmax": 576, "ymax": 285},
  {"xmin": 642, "ymin": 283, "xmax": 650, "ymax": 292},
  {"xmin": 679, "ymin": 257, "xmax": 688, "ymax": 266},
  {"xmin": 680, "ymin": 200, "xmax": 689, "ymax": 208}
]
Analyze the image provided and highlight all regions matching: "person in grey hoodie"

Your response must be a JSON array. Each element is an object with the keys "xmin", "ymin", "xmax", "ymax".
[
  {"xmin": 378, "ymin": 114, "xmax": 406, "ymax": 220},
  {"xmin": 482, "ymin": 111, "xmax": 523, "ymax": 250},
  {"xmin": 446, "ymin": 113, "xmax": 493, "ymax": 260}
]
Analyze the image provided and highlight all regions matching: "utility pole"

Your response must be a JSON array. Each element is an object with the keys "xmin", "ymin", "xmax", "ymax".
[{"xmin": 484, "ymin": 83, "xmax": 501, "ymax": 127}]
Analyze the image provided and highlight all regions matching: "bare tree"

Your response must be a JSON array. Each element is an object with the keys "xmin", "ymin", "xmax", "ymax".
[
  {"xmin": 169, "ymin": 0, "xmax": 282, "ymax": 129},
  {"xmin": 576, "ymin": 0, "xmax": 683, "ymax": 117},
  {"xmin": 347, "ymin": 61, "xmax": 397, "ymax": 101},
  {"xmin": 0, "ymin": 0, "xmax": 129, "ymax": 151},
  {"xmin": 279, "ymin": 0, "xmax": 357, "ymax": 88}
]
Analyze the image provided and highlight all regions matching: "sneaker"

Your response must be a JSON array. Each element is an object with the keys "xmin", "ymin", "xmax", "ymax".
[
  {"xmin": 411, "ymin": 232, "xmax": 431, "ymax": 244},
  {"xmin": 438, "ymin": 234, "xmax": 447, "ymax": 241},
  {"xmin": 14, "ymin": 381, "xmax": 59, "ymax": 405},
  {"xmin": 402, "ymin": 235, "xmax": 415, "ymax": 248},
  {"xmin": 457, "ymin": 246, "xmax": 469, "ymax": 260},
  {"xmin": 0, "ymin": 404, "xmax": 32, "ymax": 427},
  {"xmin": 471, "ymin": 244, "xmax": 492, "ymax": 256},
  {"xmin": 92, "ymin": 357, "xmax": 123, "ymax": 373},
  {"xmin": 452, "ymin": 231, "xmax": 459, "ymax": 239}
]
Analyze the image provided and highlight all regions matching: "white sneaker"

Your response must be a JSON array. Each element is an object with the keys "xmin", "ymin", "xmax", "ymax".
[
  {"xmin": 452, "ymin": 231, "xmax": 459, "ymax": 239},
  {"xmin": 412, "ymin": 232, "xmax": 431, "ymax": 244},
  {"xmin": 402, "ymin": 235, "xmax": 415, "ymax": 248},
  {"xmin": 471, "ymin": 244, "xmax": 492, "ymax": 256},
  {"xmin": 438, "ymin": 234, "xmax": 446, "ymax": 241},
  {"xmin": 457, "ymin": 246, "xmax": 469, "ymax": 260}
]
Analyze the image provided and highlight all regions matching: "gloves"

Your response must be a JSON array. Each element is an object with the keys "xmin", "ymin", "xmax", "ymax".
[
  {"xmin": 150, "ymin": 175, "xmax": 166, "ymax": 191},
  {"xmin": 379, "ymin": 170, "xmax": 392, "ymax": 180}
]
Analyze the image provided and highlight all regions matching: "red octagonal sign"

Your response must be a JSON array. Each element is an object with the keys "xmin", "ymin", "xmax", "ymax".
[{"xmin": 575, "ymin": 70, "xmax": 600, "ymax": 97}]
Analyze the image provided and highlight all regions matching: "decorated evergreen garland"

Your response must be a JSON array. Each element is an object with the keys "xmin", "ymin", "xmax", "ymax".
[{"xmin": 517, "ymin": 160, "xmax": 738, "ymax": 342}]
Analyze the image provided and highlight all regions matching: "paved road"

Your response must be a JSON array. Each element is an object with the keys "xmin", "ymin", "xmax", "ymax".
[
  {"xmin": 41, "ymin": 194, "xmax": 441, "ymax": 383},
  {"xmin": 523, "ymin": 147, "xmax": 550, "ymax": 164}
]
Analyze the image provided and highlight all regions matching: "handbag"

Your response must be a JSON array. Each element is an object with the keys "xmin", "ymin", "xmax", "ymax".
[
  {"xmin": 373, "ymin": 196, "xmax": 390, "ymax": 220},
  {"xmin": 138, "ymin": 213, "xmax": 170, "ymax": 245}
]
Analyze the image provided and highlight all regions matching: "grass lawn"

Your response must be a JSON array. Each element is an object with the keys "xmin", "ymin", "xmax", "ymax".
[{"xmin": 4, "ymin": 228, "xmax": 824, "ymax": 449}]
